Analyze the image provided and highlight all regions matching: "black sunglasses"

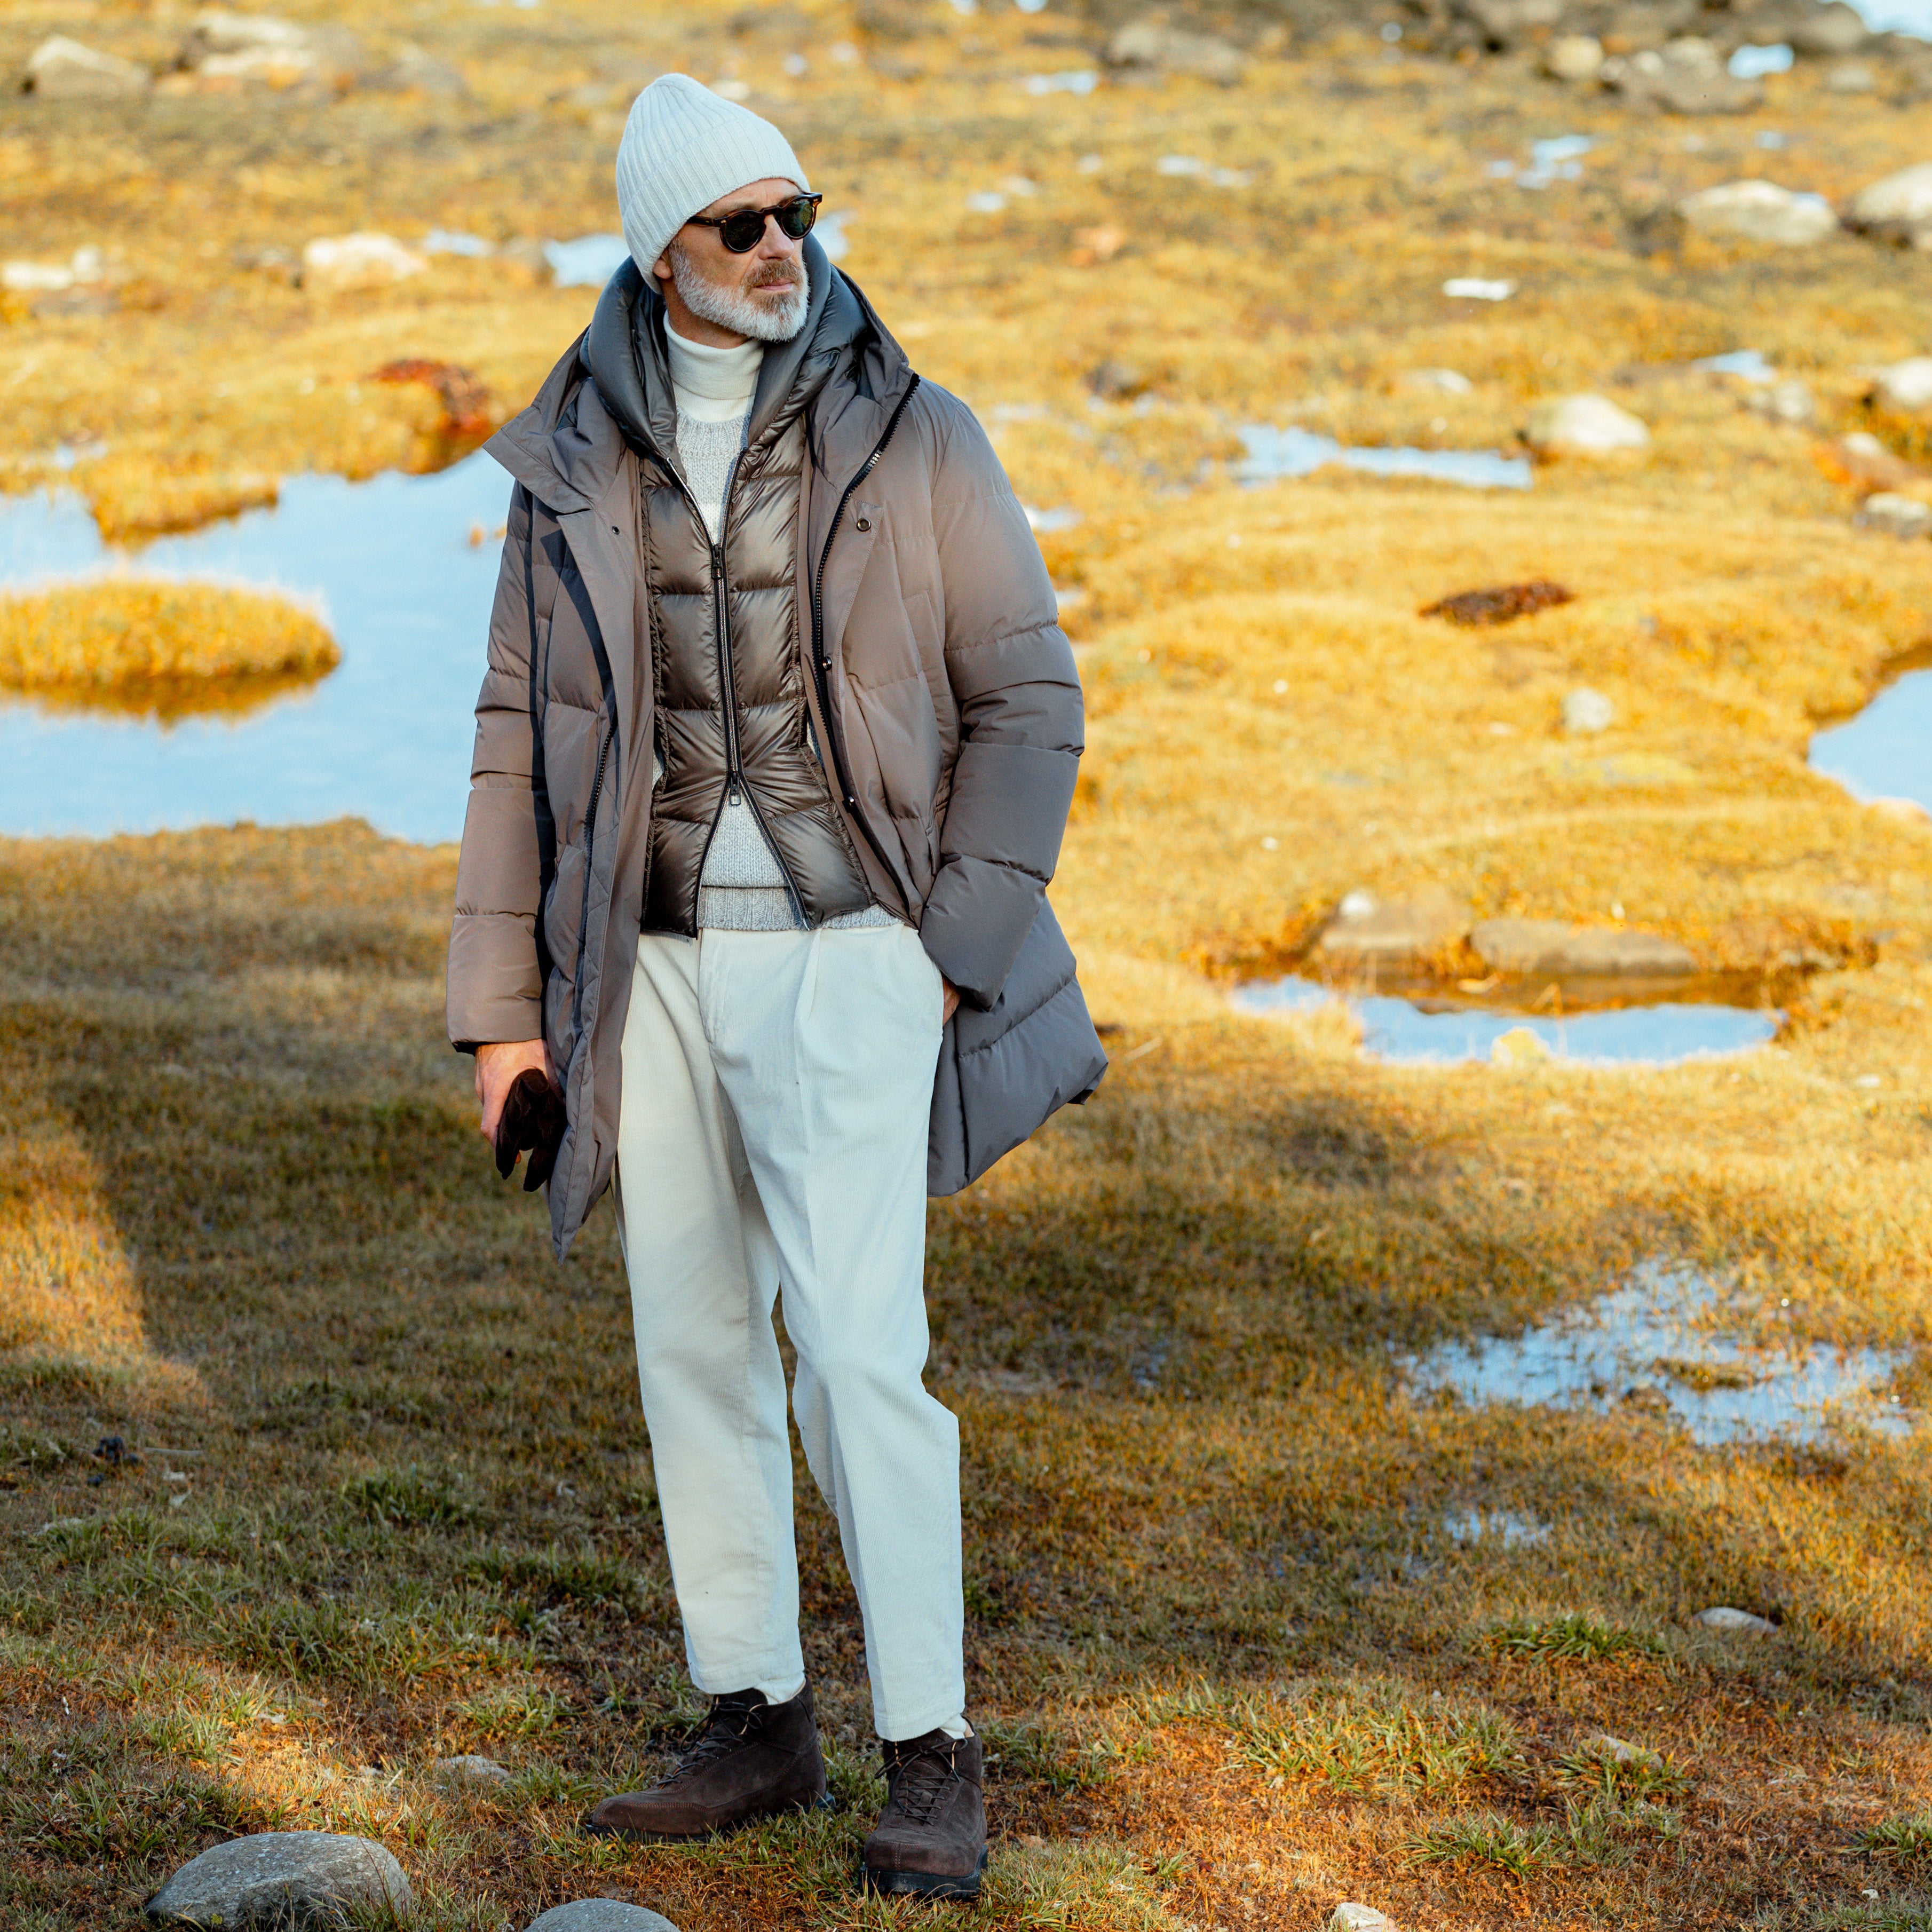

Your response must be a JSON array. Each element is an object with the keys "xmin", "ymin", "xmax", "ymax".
[{"xmin": 684, "ymin": 192, "xmax": 822, "ymax": 254}]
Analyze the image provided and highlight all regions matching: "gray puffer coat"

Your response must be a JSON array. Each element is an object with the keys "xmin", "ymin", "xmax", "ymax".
[{"xmin": 447, "ymin": 236, "xmax": 1107, "ymax": 1256}]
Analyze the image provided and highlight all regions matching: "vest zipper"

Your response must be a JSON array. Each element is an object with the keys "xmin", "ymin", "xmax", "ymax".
[
  {"xmin": 689, "ymin": 452, "xmax": 807, "ymax": 925},
  {"xmin": 809, "ymin": 375, "xmax": 922, "ymax": 890}
]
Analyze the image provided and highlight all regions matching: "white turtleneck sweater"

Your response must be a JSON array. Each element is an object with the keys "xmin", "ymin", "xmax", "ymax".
[{"xmin": 665, "ymin": 324, "xmax": 892, "ymax": 933}]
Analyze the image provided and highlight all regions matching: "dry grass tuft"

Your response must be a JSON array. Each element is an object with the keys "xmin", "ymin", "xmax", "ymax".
[{"xmin": 0, "ymin": 580, "xmax": 339, "ymax": 715}]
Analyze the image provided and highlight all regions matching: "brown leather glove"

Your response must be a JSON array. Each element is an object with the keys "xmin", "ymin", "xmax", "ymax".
[{"xmin": 494, "ymin": 1067, "xmax": 567, "ymax": 1193}]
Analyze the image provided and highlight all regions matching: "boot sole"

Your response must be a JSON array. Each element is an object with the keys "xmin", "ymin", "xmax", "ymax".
[
  {"xmin": 584, "ymin": 1791, "xmax": 833, "ymax": 1842},
  {"xmin": 860, "ymin": 1849, "xmax": 988, "ymax": 1901}
]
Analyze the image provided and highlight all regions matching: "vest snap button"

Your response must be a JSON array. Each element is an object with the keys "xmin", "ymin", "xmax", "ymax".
[{"xmin": 854, "ymin": 515, "xmax": 871, "ymax": 532}]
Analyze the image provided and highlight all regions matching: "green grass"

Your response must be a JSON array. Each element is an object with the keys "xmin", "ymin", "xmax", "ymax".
[
  {"xmin": 1489, "ymin": 1613, "xmax": 1670, "ymax": 1662},
  {"xmin": 1862, "ymin": 1818, "xmax": 1932, "ymax": 1865}
]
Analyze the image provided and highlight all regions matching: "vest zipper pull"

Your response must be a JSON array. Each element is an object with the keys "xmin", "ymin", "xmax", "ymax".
[{"xmin": 711, "ymin": 545, "xmax": 724, "ymax": 582}]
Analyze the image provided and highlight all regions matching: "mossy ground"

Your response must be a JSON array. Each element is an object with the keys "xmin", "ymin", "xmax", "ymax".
[{"xmin": 1, "ymin": 3, "xmax": 1929, "ymax": 1929}]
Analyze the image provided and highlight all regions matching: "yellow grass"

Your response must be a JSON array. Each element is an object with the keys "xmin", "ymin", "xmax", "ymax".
[
  {"xmin": 2, "ymin": 3, "xmax": 1931, "ymax": 1928},
  {"xmin": 0, "ymin": 579, "xmax": 339, "ymax": 712}
]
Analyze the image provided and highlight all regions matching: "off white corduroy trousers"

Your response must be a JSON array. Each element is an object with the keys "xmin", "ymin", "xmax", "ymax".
[{"xmin": 612, "ymin": 923, "xmax": 964, "ymax": 1742}]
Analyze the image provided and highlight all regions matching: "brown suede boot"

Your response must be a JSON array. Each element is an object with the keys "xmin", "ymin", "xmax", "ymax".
[
  {"xmin": 861, "ymin": 1728, "xmax": 987, "ymax": 1899},
  {"xmin": 585, "ymin": 1685, "xmax": 827, "ymax": 1840}
]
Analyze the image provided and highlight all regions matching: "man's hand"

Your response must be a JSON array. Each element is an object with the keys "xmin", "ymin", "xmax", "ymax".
[
  {"xmin": 941, "ymin": 977, "xmax": 960, "ymax": 1027},
  {"xmin": 475, "ymin": 1039, "xmax": 553, "ymax": 1146}
]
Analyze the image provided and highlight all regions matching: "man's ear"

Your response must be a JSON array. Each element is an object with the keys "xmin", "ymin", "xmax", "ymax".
[{"xmin": 651, "ymin": 251, "xmax": 674, "ymax": 283}]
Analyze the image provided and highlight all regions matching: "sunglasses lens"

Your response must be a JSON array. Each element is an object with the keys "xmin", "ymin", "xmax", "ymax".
[
  {"xmin": 719, "ymin": 211, "xmax": 766, "ymax": 252},
  {"xmin": 777, "ymin": 196, "xmax": 819, "ymax": 240}
]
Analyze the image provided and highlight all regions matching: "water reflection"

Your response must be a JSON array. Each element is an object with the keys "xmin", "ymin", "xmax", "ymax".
[
  {"xmin": 0, "ymin": 453, "xmax": 511, "ymax": 844},
  {"xmin": 1236, "ymin": 424, "xmax": 1533, "ymax": 491},
  {"xmin": 1230, "ymin": 975, "xmax": 1779, "ymax": 1067},
  {"xmin": 1809, "ymin": 669, "xmax": 1932, "ymax": 818},
  {"xmin": 1405, "ymin": 1261, "xmax": 1913, "ymax": 1445}
]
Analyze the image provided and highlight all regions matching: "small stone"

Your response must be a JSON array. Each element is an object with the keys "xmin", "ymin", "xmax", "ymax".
[
  {"xmin": 1525, "ymin": 394, "xmax": 1650, "ymax": 457},
  {"xmin": 1602, "ymin": 38, "xmax": 1763, "ymax": 113},
  {"xmin": 1695, "ymin": 1605, "xmax": 1776, "ymax": 1634},
  {"xmin": 147, "ymin": 1831, "xmax": 411, "ymax": 1925},
  {"xmin": 368, "ymin": 43, "xmax": 468, "ymax": 97},
  {"xmin": 1105, "ymin": 19, "xmax": 1246, "ymax": 85},
  {"xmin": 1086, "ymin": 358, "xmax": 1147, "ymax": 401},
  {"xmin": 526, "ymin": 1905, "xmax": 682, "ymax": 1932},
  {"xmin": 433, "ymin": 1754, "xmax": 513, "ymax": 1788},
  {"xmin": 1462, "ymin": 0, "xmax": 1566, "ymax": 48},
  {"xmin": 1562, "ymin": 686, "xmax": 1617, "ymax": 733},
  {"xmin": 1676, "ymin": 180, "xmax": 1839, "ymax": 247},
  {"xmin": 1583, "ymin": 1732, "xmax": 1661, "ymax": 1766},
  {"xmin": 1400, "ymin": 367, "xmax": 1474, "ymax": 395},
  {"xmin": 1746, "ymin": 377, "xmax": 1816, "ymax": 427},
  {"xmin": 1871, "ymin": 357, "xmax": 1932, "ymax": 416},
  {"xmin": 1470, "ymin": 917, "xmax": 1579, "ymax": 974},
  {"xmin": 1544, "ymin": 33, "xmax": 1605, "ymax": 81},
  {"xmin": 300, "ymin": 232, "xmax": 429, "ymax": 293},
  {"xmin": 1855, "ymin": 493, "xmax": 1932, "ymax": 540},
  {"xmin": 23, "ymin": 35, "xmax": 151, "ymax": 98},
  {"xmin": 1328, "ymin": 1906, "xmax": 1398, "ymax": 1932},
  {"xmin": 1826, "ymin": 59, "xmax": 1878, "ymax": 92},
  {"xmin": 1318, "ymin": 884, "xmax": 1470, "ymax": 963},
  {"xmin": 1849, "ymin": 161, "xmax": 1932, "ymax": 248},
  {"xmin": 1542, "ymin": 928, "xmax": 1697, "ymax": 976}
]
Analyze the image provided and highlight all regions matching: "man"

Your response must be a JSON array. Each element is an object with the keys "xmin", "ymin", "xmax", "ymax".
[{"xmin": 445, "ymin": 74, "xmax": 1106, "ymax": 1901}]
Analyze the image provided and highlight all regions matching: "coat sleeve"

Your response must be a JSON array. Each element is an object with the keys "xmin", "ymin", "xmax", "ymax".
[
  {"xmin": 918, "ymin": 396, "xmax": 1084, "ymax": 1010},
  {"xmin": 447, "ymin": 482, "xmax": 549, "ymax": 1051}
]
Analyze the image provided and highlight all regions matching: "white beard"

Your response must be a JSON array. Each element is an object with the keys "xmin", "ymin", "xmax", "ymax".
[{"xmin": 667, "ymin": 242, "xmax": 810, "ymax": 343}]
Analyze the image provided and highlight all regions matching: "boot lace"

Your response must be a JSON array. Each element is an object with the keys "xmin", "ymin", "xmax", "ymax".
[
  {"xmin": 658, "ymin": 1695, "xmax": 764, "ymax": 1786},
  {"xmin": 882, "ymin": 1737, "xmax": 961, "ymax": 1826}
]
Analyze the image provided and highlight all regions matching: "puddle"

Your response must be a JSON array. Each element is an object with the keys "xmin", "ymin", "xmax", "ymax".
[
  {"xmin": 1809, "ymin": 669, "xmax": 1932, "ymax": 819},
  {"xmin": 544, "ymin": 234, "xmax": 629, "ymax": 287},
  {"xmin": 1230, "ymin": 976, "xmax": 1779, "ymax": 1067},
  {"xmin": 1406, "ymin": 1261, "xmax": 1914, "ymax": 1445},
  {"xmin": 1236, "ymin": 425, "xmax": 1532, "ymax": 492},
  {"xmin": 1729, "ymin": 42, "xmax": 1794, "ymax": 76},
  {"xmin": 1441, "ymin": 1507, "xmax": 1550, "ymax": 1548},
  {"xmin": 0, "ymin": 453, "xmax": 511, "ymax": 843}
]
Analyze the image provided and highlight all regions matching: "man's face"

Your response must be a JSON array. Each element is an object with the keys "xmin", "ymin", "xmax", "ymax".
[{"xmin": 655, "ymin": 176, "xmax": 809, "ymax": 343}]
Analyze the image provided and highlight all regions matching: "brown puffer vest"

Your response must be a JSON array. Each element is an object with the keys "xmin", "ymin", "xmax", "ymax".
[{"xmin": 584, "ymin": 262, "xmax": 877, "ymax": 932}]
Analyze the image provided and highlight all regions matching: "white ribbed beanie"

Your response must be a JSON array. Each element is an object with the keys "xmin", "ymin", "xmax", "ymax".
[{"xmin": 614, "ymin": 74, "xmax": 811, "ymax": 279}]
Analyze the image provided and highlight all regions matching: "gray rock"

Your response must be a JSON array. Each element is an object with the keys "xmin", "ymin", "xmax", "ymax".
[
  {"xmin": 1850, "ymin": 161, "xmax": 1932, "ymax": 249},
  {"xmin": 1826, "ymin": 59, "xmax": 1878, "ymax": 92},
  {"xmin": 1603, "ymin": 38, "xmax": 1763, "ymax": 112},
  {"xmin": 1872, "ymin": 357, "xmax": 1932, "ymax": 415},
  {"xmin": 1677, "ymin": 180, "xmax": 1838, "ymax": 247},
  {"xmin": 1562, "ymin": 686, "xmax": 1618, "ymax": 733},
  {"xmin": 147, "ymin": 1832, "xmax": 411, "ymax": 1926},
  {"xmin": 1544, "ymin": 33, "xmax": 1605, "ymax": 81},
  {"xmin": 23, "ymin": 35, "xmax": 151, "ymax": 97},
  {"xmin": 1105, "ymin": 20, "xmax": 1246, "ymax": 85},
  {"xmin": 1470, "ymin": 917, "xmax": 1579, "ymax": 974},
  {"xmin": 1318, "ymin": 885, "xmax": 1469, "ymax": 963},
  {"xmin": 1526, "ymin": 395, "xmax": 1650, "ymax": 457},
  {"xmin": 527, "ymin": 1905, "xmax": 680, "ymax": 1932},
  {"xmin": 1788, "ymin": 2, "xmax": 1869, "ymax": 56},
  {"xmin": 1461, "ymin": 0, "xmax": 1566, "ymax": 47},
  {"xmin": 1399, "ymin": 367, "xmax": 1474, "ymax": 394},
  {"xmin": 1541, "ymin": 927, "xmax": 1697, "ymax": 976},
  {"xmin": 433, "ymin": 1754, "xmax": 513, "ymax": 1788},
  {"xmin": 1746, "ymin": 378, "xmax": 1817, "ymax": 427},
  {"xmin": 1328, "ymin": 1908, "xmax": 1397, "ymax": 1932},
  {"xmin": 1856, "ymin": 492, "xmax": 1932, "ymax": 540},
  {"xmin": 1695, "ymin": 1604, "xmax": 1776, "ymax": 1634}
]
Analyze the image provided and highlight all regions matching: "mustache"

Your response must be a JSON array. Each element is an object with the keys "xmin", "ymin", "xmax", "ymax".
[{"xmin": 747, "ymin": 260, "xmax": 799, "ymax": 291}]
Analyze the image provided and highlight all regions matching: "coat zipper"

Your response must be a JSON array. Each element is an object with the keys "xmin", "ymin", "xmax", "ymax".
[
  {"xmin": 571, "ymin": 717, "xmax": 613, "ymax": 1036},
  {"xmin": 809, "ymin": 375, "xmax": 922, "ymax": 889}
]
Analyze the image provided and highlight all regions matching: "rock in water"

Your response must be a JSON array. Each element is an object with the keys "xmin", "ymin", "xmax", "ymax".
[
  {"xmin": 1318, "ymin": 884, "xmax": 1469, "ymax": 963},
  {"xmin": 23, "ymin": 35, "xmax": 152, "ymax": 97},
  {"xmin": 301, "ymin": 232, "xmax": 429, "ymax": 292},
  {"xmin": 1562, "ymin": 686, "xmax": 1617, "ymax": 733},
  {"xmin": 1470, "ymin": 918, "xmax": 1580, "ymax": 973},
  {"xmin": 1543, "ymin": 928, "xmax": 1696, "ymax": 975},
  {"xmin": 1872, "ymin": 358, "xmax": 1932, "ymax": 416},
  {"xmin": 1677, "ymin": 180, "xmax": 1839, "ymax": 247},
  {"xmin": 433, "ymin": 1753, "xmax": 514, "ymax": 1787},
  {"xmin": 1526, "ymin": 395, "xmax": 1650, "ymax": 456},
  {"xmin": 527, "ymin": 1905, "xmax": 682, "ymax": 1932},
  {"xmin": 1695, "ymin": 1605, "xmax": 1776, "ymax": 1634},
  {"xmin": 147, "ymin": 1832, "xmax": 411, "ymax": 1925},
  {"xmin": 1856, "ymin": 494, "xmax": 1932, "ymax": 541},
  {"xmin": 1850, "ymin": 163, "xmax": 1932, "ymax": 250}
]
